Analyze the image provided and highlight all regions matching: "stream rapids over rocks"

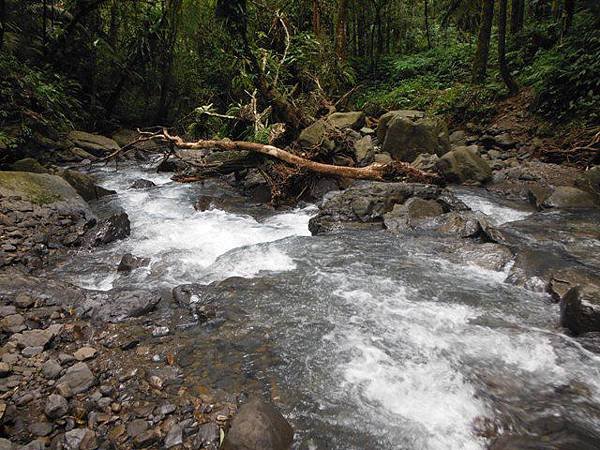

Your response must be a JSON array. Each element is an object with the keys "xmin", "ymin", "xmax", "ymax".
[{"xmin": 48, "ymin": 164, "xmax": 600, "ymax": 450}]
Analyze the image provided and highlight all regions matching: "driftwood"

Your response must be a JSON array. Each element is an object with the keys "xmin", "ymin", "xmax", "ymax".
[{"xmin": 148, "ymin": 129, "xmax": 442, "ymax": 184}]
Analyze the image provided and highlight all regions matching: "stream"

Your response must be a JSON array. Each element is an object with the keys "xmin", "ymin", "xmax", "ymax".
[{"xmin": 51, "ymin": 164, "xmax": 600, "ymax": 450}]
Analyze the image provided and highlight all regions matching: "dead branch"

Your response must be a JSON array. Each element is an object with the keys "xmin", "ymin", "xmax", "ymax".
[{"xmin": 149, "ymin": 129, "xmax": 442, "ymax": 184}]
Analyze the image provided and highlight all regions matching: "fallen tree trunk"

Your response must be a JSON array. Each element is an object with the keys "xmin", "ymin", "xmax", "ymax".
[{"xmin": 151, "ymin": 129, "xmax": 442, "ymax": 184}]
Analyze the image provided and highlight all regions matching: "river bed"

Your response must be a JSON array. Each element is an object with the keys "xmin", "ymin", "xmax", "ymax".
[{"xmin": 51, "ymin": 165, "xmax": 600, "ymax": 449}]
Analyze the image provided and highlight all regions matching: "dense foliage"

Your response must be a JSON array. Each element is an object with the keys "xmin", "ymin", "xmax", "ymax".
[{"xmin": 0, "ymin": 0, "xmax": 598, "ymax": 148}]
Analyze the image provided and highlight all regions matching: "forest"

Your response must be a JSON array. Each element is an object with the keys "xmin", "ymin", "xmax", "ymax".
[{"xmin": 0, "ymin": 0, "xmax": 600, "ymax": 449}]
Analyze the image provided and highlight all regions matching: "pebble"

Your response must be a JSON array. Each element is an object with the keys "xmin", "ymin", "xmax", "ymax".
[
  {"xmin": 73, "ymin": 346, "xmax": 97, "ymax": 361},
  {"xmin": 29, "ymin": 421, "xmax": 53, "ymax": 437},
  {"xmin": 0, "ymin": 362, "xmax": 12, "ymax": 378},
  {"xmin": 45, "ymin": 394, "xmax": 69, "ymax": 419},
  {"xmin": 151, "ymin": 326, "xmax": 170, "ymax": 337},
  {"xmin": 14, "ymin": 293, "xmax": 35, "ymax": 308},
  {"xmin": 42, "ymin": 359, "xmax": 62, "ymax": 379}
]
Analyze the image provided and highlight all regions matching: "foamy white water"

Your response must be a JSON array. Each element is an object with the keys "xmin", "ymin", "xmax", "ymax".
[{"xmin": 456, "ymin": 191, "xmax": 532, "ymax": 225}]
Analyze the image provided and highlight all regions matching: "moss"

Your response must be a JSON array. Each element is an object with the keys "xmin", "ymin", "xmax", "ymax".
[{"xmin": 0, "ymin": 171, "xmax": 64, "ymax": 205}]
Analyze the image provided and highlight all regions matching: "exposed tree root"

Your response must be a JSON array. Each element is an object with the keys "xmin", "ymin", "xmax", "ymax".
[{"xmin": 147, "ymin": 129, "xmax": 443, "ymax": 185}]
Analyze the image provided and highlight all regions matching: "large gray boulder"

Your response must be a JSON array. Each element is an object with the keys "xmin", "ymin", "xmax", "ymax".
[
  {"xmin": 298, "ymin": 112, "xmax": 365, "ymax": 149},
  {"xmin": 308, "ymin": 181, "xmax": 467, "ymax": 235},
  {"xmin": 436, "ymin": 146, "xmax": 492, "ymax": 184},
  {"xmin": 60, "ymin": 169, "xmax": 115, "ymax": 201},
  {"xmin": 561, "ymin": 285, "xmax": 600, "ymax": 335},
  {"xmin": 377, "ymin": 110, "xmax": 450, "ymax": 162},
  {"xmin": 79, "ymin": 289, "xmax": 161, "ymax": 322},
  {"xmin": 542, "ymin": 186, "xmax": 597, "ymax": 209},
  {"xmin": 67, "ymin": 131, "xmax": 120, "ymax": 156},
  {"xmin": 0, "ymin": 171, "xmax": 91, "ymax": 212},
  {"xmin": 222, "ymin": 399, "xmax": 293, "ymax": 450},
  {"xmin": 326, "ymin": 111, "xmax": 365, "ymax": 130}
]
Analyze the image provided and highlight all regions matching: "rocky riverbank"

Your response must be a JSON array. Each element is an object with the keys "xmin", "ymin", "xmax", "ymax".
[{"xmin": 0, "ymin": 107, "xmax": 599, "ymax": 449}]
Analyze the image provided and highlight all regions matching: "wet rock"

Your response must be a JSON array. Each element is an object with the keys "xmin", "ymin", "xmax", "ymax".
[
  {"xmin": 222, "ymin": 398, "xmax": 293, "ymax": 450},
  {"xmin": 134, "ymin": 429, "xmax": 160, "ymax": 448},
  {"xmin": 309, "ymin": 181, "xmax": 466, "ymax": 235},
  {"xmin": 42, "ymin": 359, "xmax": 62, "ymax": 379},
  {"xmin": 164, "ymin": 421, "xmax": 184, "ymax": 448},
  {"xmin": 56, "ymin": 362, "xmax": 95, "ymax": 395},
  {"xmin": 45, "ymin": 394, "xmax": 69, "ymax": 419},
  {"xmin": 436, "ymin": 146, "xmax": 492, "ymax": 184},
  {"xmin": 561, "ymin": 286, "xmax": 600, "ymax": 335},
  {"xmin": 377, "ymin": 111, "xmax": 450, "ymax": 162},
  {"xmin": 127, "ymin": 419, "xmax": 149, "ymax": 439},
  {"xmin": 193, "ymin": 422, "xmax": 220, "ymax": 450},
  {"xmin": 542, "ymin": 186, "xmax": 597, "ymax": 209},
  {"xmin": 152, "ymin": 326, "xmax": 170, "ymax": 337},
  {"xmin": 117, "ymin": 253, "xmax": 150, "ymax": 273},
  {"xmin": 68, "ymin": 131, "xmax": 120, "ymax": 156},
  {"xmin": 383, "ymin": 197, "xmax": 445, "ymax": 231},
  {"xmin": 81, "ymin": 290, "xmax": 161, "ymax": 322},
  {"xmin": 73, "ymin": 347, "xmax": 97, "ymax": 361},
  {"xmin": 92, "ymin": 212, "xmax": 131, "ymax": 246},
  {"xmin": 130, "ymin": 179, "xmax": 156, "ymax": 189},
  {"xmin": 60, "ymin": 169, "xmax": 116, "ymax": 202},
  {"xmin": 309, "ymin": 178, "xmax": 342, "ymax": 200}
]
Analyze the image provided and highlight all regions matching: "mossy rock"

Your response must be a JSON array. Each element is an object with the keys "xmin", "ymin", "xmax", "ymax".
[
  {"xmin": 0, "ymin": 171, "xmax": 90, "ymax": 210},
  {"xmin": 60, "ymin": 169, "xmax": 116, "ymax": 201},
  {"xmin": 9, "ymin": 158, "xmax": 48, "ymax": 174}
]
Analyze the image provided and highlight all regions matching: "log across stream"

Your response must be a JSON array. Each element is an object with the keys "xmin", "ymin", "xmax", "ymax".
[{"xmin": 51, "ymin": 164, "xmax": 600, "ymax": 449}]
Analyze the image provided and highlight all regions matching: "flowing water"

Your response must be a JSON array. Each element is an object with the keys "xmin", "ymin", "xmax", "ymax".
[{"xmin": 53, "ymin": 165, "xmax": 600, "ymax": 450}]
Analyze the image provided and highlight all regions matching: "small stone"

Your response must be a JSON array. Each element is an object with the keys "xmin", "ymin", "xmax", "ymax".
[
  {"xmin": 127, "ymin": 419, "xmax": 149, "ymax": 438},
  {"xmin": 29, "ymin": 421, "xmax": 53, "ymax": 437},
  {"xmin": 58, "ymin": 353, "xmax": 76, "ymax": 364},
  {"xmin": 22, "ymin": 346, "xmax": 44, "ymax": 358},
  {"xmin": 193, "ymin": 422, "xmax": 220, "ymax": 449},
  {"xmin": 0, "ymin": 362, "xmax": 11, "ymax": 377},
  {"xmin": 130, "ymin": 179, "xmax": 156, "ymax": 189},
  {"xmin": 158, "ymin": 403, "xmax": 176, "ymax": 416},
  {"xmin": 0, "ymin": 305, "xmax": 17, "ymax": 317},
  {"xmin": 14, "ymin": 293, "xmax": 35, "ymax": 308},
  {"xmin": 64, "ymin": 428, "xmax": 96, "ymax": 450},
  {"xmin": 0, "ymin": 437, "xmax": 12, "ymax": 450},
  {"xmin": 134, "ymin": 429, "xmax": 160, "ymax": 448},
  {"xmin": 151, "ymin": 326, "xmax": 170, "ymax": 337},
  {"xmin": 164, "ymin": 422, "xmax": 183, "ymax": 448},
  {"xmin": 56, "ymin": 362, "xmax": 96, "ymax": 395},
  {"xmin": 0, "ymin": 314, "xmax": 25, "ymax": 333},
  {"xmin": 42, "ymin": 359, "xmax": 62, "ymax": 379},
  {"xmin": 148, "ymin": 375, "xmax": 163, "ymax": 390},
  {"xmin": 45, "ymin": 394, "xmax": 69, "ymax": 419},
  {"xmin": 12, "ymin": 324, "xmax": 62, "ymax": 349},
  {"xmin": 73, "ymin": 347, "xmax": 97, "ymax": 361}
]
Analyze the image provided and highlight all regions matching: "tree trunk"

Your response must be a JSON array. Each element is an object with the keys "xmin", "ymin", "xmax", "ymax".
[
  {"xmin": 551, "ymin": 0, "xmax": 561, "ymax": 20},
  {"xmin": 425, "ymin": 0, "xmax": 432, "ymax": 49},
  {"xmin": 312, "ymin": 0, "xmax": 321, "ymax": 36},
  {"xmin": 0, "ymin": 0, "xmax": 5, "ymax": 51},
  {"xmin": 335, "ymin": 0, "xmax": 349, "ymax": 60},
  {"xmin": 498, "ymin": 0, "xmax": 519, "ymax": 94},
  {"xmin": 155, "ymin": 0, "xmax": 181, "ymax": 124},
  {"xmin": 152, "ymin": 130, "xmax": 441, "ymax": 184},
  {"xmin": 510, "ymin": 0, "xmax": 521, "ymax": 34},
  {"xmin": 562, "ymin": 0, "xmax": 575, "ymax": 35},
  {"xmin": 472, "ymin": 0, "xmax": 495, "ymax": 83}
]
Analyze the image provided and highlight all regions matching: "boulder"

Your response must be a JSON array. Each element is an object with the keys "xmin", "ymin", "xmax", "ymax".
[
  {"xmin": 575, "ymin": 166, "xmax": 600, "ymax": 200},
  {"xmin": 0, "ymin": 172, "xmax": 91, "ymax": 212},
  {"xmin": 92, "ymin": 212, "xmax": 130, "ymax": 246},
  {"xmin": 308, "ymin": 181, "xmax": 466, "ymax": 235},
  {"xmin": 377, "ymin": 111, "xmax": 449, "ymax": 162},
  {"xmin": 412, "ymin": 153, "xmax": 440, "ymax": 172},
  {"xmin": 325, "ymin": 111, "xmax": 365, "ymax": 130},
  {"xmin": 383, "ymin": 197, "xmax": 444, "ymax": 231},
  {"xmin": 67, "ymin": 131, "xmax": 120, "ymax": 156},
  {"xmin": 117, "ymin": 253, "xmax": 150, "ymax": 273},
  {"xmin": 542, "ymin": 186, "xmax": 597, "ymax": 209},
  {"xmin": 298, "ymin": 120, "xmax": 330, "ymax": 148},
  {"xmin": 449, "ymin": 130, "xmax": 467, "ymax": 146},
  {"xmin": 353, "ymin": 136, "xmax": 375, "ymax": 164},
  {"xmin": 561, "ymin": 286, "xmax": 600, "ymax": 335},
  {"xmin": 12, "ymin": 324, "xmax": 62, "ymax": 349},
  {"xmin": 436, "ymin": 146, "xmax": 492, "ymax": 184},
  {"xmin": 60, "ymin": 169, "xmax": 116, "ymax": 201},
  {"xmin": 130, "ymin": 179, "xmax": 156, "ymax": 189},
  {"xmin": 376, "ymin": 110, "xmax": 425, "ymax": 142},
  {"xmin": 9, "ymin": 158, "xmax": 48, "ymax": 174},
  {"xmin": 221, "ymin": 399, "xmax": 293, "ymax": 450},
  {"xmin": 79, "ymin": 289, "xmax": 161, "ymax": 322}
]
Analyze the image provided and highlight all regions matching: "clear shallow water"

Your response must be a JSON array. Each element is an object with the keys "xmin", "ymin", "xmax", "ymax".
[{"xmin": 55, "ymin": 167, "xmax": 600, "ymax": 449}]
